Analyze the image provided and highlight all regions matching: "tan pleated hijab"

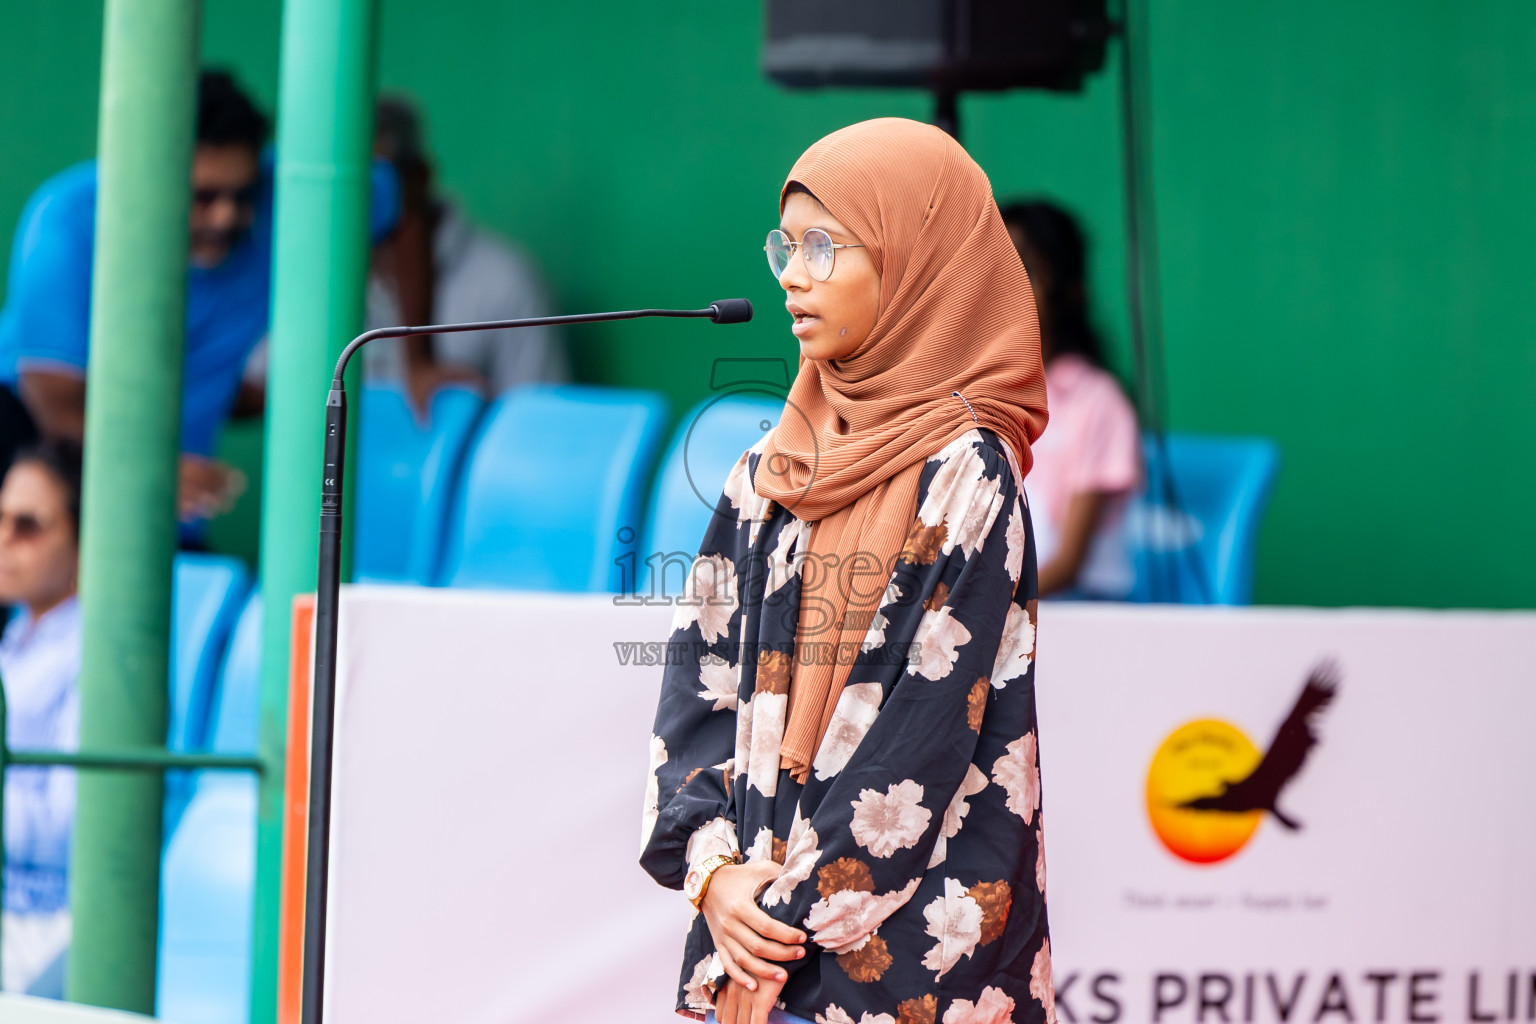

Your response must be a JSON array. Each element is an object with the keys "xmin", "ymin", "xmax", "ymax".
[{"xmin": 752, "ymin": 118, "xmax": 1049, "ymax": 782}]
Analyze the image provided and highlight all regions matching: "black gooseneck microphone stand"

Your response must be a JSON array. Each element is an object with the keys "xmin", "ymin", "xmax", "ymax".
[{"xmin": 301, "ymin": 299, "xmax": 752, "ymax": 1024}]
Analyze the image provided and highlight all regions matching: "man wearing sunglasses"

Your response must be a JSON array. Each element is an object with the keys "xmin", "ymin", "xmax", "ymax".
[{"xmin": 0, "ymin": 69, "xmax": 399, "ymax": 540}]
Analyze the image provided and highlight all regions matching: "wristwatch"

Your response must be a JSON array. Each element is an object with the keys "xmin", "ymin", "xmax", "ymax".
[{"xmin": 685, "ymin": 853, "xmax": 740, "ymax": 910}]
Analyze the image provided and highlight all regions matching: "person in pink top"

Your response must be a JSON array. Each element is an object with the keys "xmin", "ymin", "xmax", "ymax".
[{"xmin": 1000, "ymin": 201, "xmax": 1142, "ymax": 598}]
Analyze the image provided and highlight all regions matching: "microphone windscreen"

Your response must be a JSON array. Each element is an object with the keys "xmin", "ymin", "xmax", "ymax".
[{"xmin": 709, "ymin": 299, "xmax": 753, "ymax": 324}]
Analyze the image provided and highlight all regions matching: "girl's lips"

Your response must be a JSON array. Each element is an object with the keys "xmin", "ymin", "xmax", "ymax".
[{"xmin": 791, "ymin": 314, "xmax": 821, "ymax": 337}]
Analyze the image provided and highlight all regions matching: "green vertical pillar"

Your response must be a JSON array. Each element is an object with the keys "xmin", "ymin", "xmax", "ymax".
[
  {"xmin": 67, "ymin": 0, "xmax": 202, "ymax": 1013},
  {"xmin": 251, "ymin": 1, "xmax": 378, "ymax": 1020}
]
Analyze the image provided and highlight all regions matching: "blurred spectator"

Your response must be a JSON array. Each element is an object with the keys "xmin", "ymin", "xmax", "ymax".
[
  {"xmin": 1001, "ymin": 200, "xmax": 1141, "ymax": 599},
  {"xmin": 0, "ymin": 70, "xmax": 399, "ymax": 541},
  {"xmin": 365, "ymin": 95, "xmax": 568, "ymax": 415},
  {"xmin": 0, "ymin": 439, "xmax": 82, "ymax": 997}
]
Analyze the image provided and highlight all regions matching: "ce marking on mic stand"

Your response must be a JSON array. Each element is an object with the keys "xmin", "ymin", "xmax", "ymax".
[{"xmin": 299, "ymin": 299, "xmax": 752, "ymax": 1024}]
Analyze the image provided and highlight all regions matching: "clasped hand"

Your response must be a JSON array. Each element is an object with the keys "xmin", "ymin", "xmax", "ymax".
[{"xmin": 700, "ymin": 861, "xmax": 807, "ymax": 1024}]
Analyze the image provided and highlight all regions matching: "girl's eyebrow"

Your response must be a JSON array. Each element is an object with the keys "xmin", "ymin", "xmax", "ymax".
[{"xmin": 777, "ymin": 222, "xmax": 849, "ymax": 239}]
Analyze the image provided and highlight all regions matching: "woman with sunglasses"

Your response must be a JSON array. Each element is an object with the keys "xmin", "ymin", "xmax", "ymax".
[
  {"xmin": 0, "ymin": 439, "xmax": 83, "ymax": 996},
  {"xmin": 642, "ymin": 119, "xmax": 1055, "ymax": 1024}
]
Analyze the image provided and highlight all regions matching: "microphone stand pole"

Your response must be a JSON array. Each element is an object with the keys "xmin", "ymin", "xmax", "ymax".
[{"xmin": 301, "ymin": 300, "xmax": 751, "ymax": 1024}]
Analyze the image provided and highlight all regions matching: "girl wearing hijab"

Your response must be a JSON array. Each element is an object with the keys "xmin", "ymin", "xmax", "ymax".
[{"xmin": 642, "ymin": 118, "xmax": 1054, "ymax": 1024}]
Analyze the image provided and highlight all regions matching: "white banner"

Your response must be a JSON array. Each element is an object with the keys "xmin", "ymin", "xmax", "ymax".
[
  {"xmin": 323, "ymin": 589, "xmax": 1536, "ymax": 1024},
  {"xmin": 1035, "ymin": 605, "xmax": 1536, "ymax": 1024}
]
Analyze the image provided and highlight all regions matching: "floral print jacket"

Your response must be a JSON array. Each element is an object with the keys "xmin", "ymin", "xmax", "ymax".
[{"xmin": 641, "ymin": 427, "xmax": 1054, "ymax": 1024}]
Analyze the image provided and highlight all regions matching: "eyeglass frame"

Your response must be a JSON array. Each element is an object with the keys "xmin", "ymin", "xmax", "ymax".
[
  {"xmin": 191, "ymin": 183, "xmax": 261, "ymax": 210},
  {"xmin": 0, "ymin": 509, "xmax": 61, "ymax": 542},
  {"xmin": 764, "ymin": 227, "xmax": 866, "ymax": 282}
]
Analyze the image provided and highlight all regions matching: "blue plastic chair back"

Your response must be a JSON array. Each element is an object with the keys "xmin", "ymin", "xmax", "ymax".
[
  {"xmin": 208, "ymin": 590, "xmax": 262, "ymax": 755},
  {"xmin": 157, "ymin": 590, "xmax": 264, "ymax": 1024},
  {"xmin": 170, "ymin": 553, "xmax": 251, "ymax": 751},
  {"xmin": 166, "ymin": 554, "xmax": 250, "ymax": 836},
  {"xmin": 439, "ymin": 384, "xmax": 669, "ymax": 591},
  {"xmin": 157, "ymin": 772, "xmax": 257, "ymax": 1024},
  {"xmin": 639, "ymin": 394, "xmax": 782, "ymax": 596},
  {"xmin": 355, "ymin": 383, "xmax": 485, "ymax": 584},
  {"xmin": 1125, "ymin": 433, "xmax": 1281, "ymax": 605}
]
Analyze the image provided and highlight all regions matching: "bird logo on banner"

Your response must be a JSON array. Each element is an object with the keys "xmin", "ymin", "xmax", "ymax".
[{"xmin": 1145, "ymin": 662, "xmax": 1341, "ymax": 864}]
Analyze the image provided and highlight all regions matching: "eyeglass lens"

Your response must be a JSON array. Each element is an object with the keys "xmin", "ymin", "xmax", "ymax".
[{"xmin": 765, "ymin": 228, "xmax": 836, "ymax": 282}]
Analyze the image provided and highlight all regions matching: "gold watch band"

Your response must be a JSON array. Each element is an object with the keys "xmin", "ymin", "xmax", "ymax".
[{"xmin": 690, "ymin": 853, "xmax": 739, "ymax": 910}]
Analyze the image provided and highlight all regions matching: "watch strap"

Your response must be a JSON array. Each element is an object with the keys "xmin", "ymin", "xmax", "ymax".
[{"xmin": 689, "ymin": 852, "xmax": 740, "ymax": 910}]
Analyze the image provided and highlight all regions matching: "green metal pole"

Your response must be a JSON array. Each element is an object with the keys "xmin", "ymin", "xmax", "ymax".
[
  {"xmin": 252, "ymin": 1, "xmax": 378, "ymax": 1019},
  {"xmin": 67, "ymin": 0, "xmax": 201, "ymax": 1012}
]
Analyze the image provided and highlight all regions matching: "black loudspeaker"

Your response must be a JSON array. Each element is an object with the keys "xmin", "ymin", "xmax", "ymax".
[{"xmin": 763, "ymin": 0, "xmax": 1111, "ymax": 94}]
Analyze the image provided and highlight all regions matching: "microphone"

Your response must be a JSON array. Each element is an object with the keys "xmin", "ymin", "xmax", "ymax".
[
  {"xmin": 709, "ymin": 298, "xmax": 753, "ymax": 324},
  {"xmin": 302, "ymin": 300, "xmax": 751, "ymax": 1024},
  {"xmin": 330, "ymin": 299, "xmax": 752, "ymax": 381}
]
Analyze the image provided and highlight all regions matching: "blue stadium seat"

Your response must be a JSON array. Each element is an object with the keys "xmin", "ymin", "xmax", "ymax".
[
  {"xmin": 166, "ymin": 553, "xmax": 251, "ymax": 835},
  {"xmin": 156, "ymin": 773, "xmax": 257, "ymax": 1024},
  {"xmin": 207, "ymin": 590, "xmax": 262, "ymax": 756},
  {"xmin": 355, "ymin": 383, "xmax": 485, "ymax": 584},
  {"xmin": 639, "ymin": 394, "xmax": 783, "ymax": 597},
  {"xmin": 157, "ymin": 589, "xmax": 262, "ymax": 1024},
  {"xmin": 1125, "ymin": 433, "xmax": 1281, "ymax": 605},
  {"xmin": 438, "ymin": 384, "xmax": 669, "ymax": 591}
]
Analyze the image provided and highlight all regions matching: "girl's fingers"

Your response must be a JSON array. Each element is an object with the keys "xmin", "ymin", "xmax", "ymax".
[
  {"xmin": 716, "ymin": 946, "xmax": 757, "ymax": 991},
  {"xmin": 728, "ymin": 983, "xmax": 750, "ymax": 1024},
  {"xmin": 730, "ymin": 924, "xmax": 805, "ymax": 962},
  {"xmin": 743, "ymin": 903, "xmax": 807, "ymax": 946},
  {"xmin": 715, "ymin": 981, "xmax": 733, "ymax": 1023},
  {"xmin": 721, "ymin": 932, "xmax": 787, "ymax": 984}
]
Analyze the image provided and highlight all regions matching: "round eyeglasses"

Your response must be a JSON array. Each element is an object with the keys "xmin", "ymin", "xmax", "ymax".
[{"xmin": 765, "ymin": 228, "xmax": 865, "ymax": 282}]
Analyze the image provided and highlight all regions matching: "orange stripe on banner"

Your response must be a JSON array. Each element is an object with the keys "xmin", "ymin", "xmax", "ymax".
[{"xmin": 277, "ymin": 594, "xmax": 316, "ymax": 1024}]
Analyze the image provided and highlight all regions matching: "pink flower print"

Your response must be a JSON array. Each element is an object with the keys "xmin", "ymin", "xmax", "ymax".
[
  {"xmin": 1030, "ymin": 940, "xmax": 1057, "ymax": 1024},
  {"xmin": 991, "ymin": 732, "xmax": 1040, "ymax": 825},
  {"xmin": 941, "ymin": 986, "xmax": 1017, "ymax": 1024},
  {"xmin": 913, "ymin": 607, "xmax": 972, "ymax": 681},
  {"xmin": 850, "ymin": 779, "xmax": 932, "ymax": 858},
  {"xmin": 921, "ymin": 877, "xmax": 983, "ymax": 979}
]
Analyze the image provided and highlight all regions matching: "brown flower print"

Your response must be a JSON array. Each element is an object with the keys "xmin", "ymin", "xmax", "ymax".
[
  {"xmin": 967, "ymin": 879, "xmax": 1012, "ymax": 946},
  {"xmin": 900, "ymin": 519, "xmax": 948, "ymax": 566},
  {"xmin": 966, "ymin": 677, "xmax": 989, "ymax": 732},
  {"xmin": 772, "ymin": 836, "xmax": 787, "ymax": 865},
  {"xmin": 836, "ymin": 933, "xmax": 893, "ymax": 983},
  {"xmin": 676, "ymin": 766, "xmax": 703, "ymax": 794},
  {"xmin": 818, "ymin": 857, "xmax": 876, "ymax": 899},
  {"xmin": 756, "ymin": 649, "xmax": 792, "ymax": 695},
  {"xmin": 897, "ymin": 994, "xmax": 938, "ymax": 1024},
  {"xmin": 924, "ymin": 581, "xmax": 950, "ymax": 612}
]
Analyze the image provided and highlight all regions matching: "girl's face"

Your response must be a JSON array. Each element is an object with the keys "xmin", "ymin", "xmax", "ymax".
[
  {"xmin": 778, "ymin": 192, "xmax": 881, "ymax": 362},
  {"xmin": 0, "ymin": 461, "xmax": 78, "ymax": 617}
]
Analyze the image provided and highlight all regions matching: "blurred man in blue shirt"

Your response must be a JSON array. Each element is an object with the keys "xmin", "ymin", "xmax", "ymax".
[{"xmin": 0, "ymin": 70, "xmax": 397, "ymax": 537}]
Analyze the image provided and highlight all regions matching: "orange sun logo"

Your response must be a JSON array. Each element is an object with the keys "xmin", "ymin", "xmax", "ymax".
[{"xmin": 1145, "ymin": 719, "xmax": 1265, "ymax": 864}]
